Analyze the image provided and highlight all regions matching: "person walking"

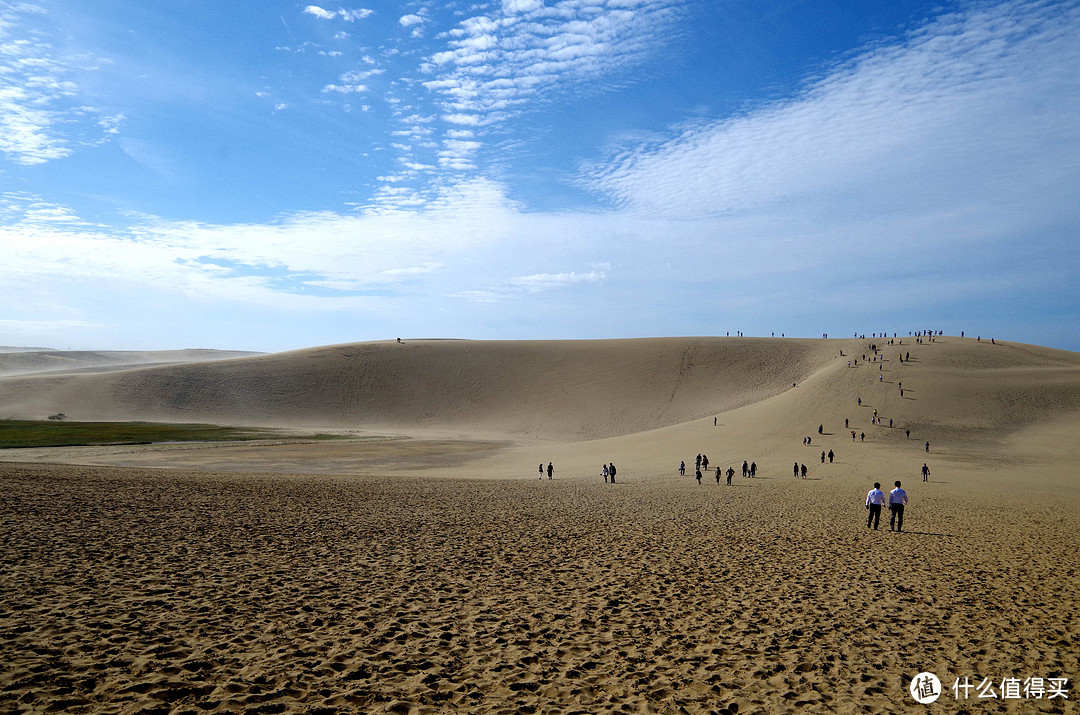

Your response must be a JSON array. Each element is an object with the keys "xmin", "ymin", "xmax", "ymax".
[
  {"xmin": 742, "ymin": 460, "xmax": 749, "ymax": 478},
  {"xmin": 609, "ymin": 463, "xmax": 616, "ymax": 484},
  {"xmin": 547, "ymin": 462, "xmax": 554, "ymax": 480},
  {"xmin": 602, "ymin": 464, "xmax": 609, "ymax": 483},
  {"xmin": 828, "ymin": 449, "xmax": 834, "ymax": 463},
  {"xmin": 794, "ymin": 462, "xmax": 799, "ymax": 478},
  {"xmin": 539, "ymin": 464, "xmax": 544, "ymax": 480},
  {"xmin": 921, "ymin": 463, "xmax": 930, "ymax": 482},
  {"xmin": 750, "ymin": 462, "xmax": 757, "ymax": 477},
  {"xmin": 716, "ymin": 466, "xmax": 722, "ymax": 485},
  {"xmin": 865, "ymin": 482, "xmax": 886, "ymax": 529},
  {"xmin": 800, "ymin": 463, "xmax": 808, "ymax": 478},
  {"xmin": 695, "ymin": 467, "xmax": 702, "ymax": 484},
  {"xmin": 725, "ymin": 467, "xmax": 733, "ymax": 485},
  {"xmin": 925, "ymin": 441, "xmax": 930, "ymax": 453},
  {"xmin": 889, "ymin": 481, "xmax": 908, "ymax": 532},
  {"xmin": 821, "ymin": 451, "xmax": 826, "ymax": 463},
  {"xmin": 679, "ymin": 460, "xmax": 685, "ymax": 476}
]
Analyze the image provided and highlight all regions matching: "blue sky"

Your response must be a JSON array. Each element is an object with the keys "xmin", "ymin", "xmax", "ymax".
[{"xmin": 1, "ymin": 0, "xmax": 1078, "ymax": 352}]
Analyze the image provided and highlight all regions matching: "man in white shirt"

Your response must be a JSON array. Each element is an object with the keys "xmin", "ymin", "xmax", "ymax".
[
  {"xmin": 865, "ymin": 482, "xmax": 886, "ymax": 530},
  {"xmin": 889, "ymin": 480, "xmax": 909, "ymax": 532}
]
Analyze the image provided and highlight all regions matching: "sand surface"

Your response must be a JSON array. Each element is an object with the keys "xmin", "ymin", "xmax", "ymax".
[{"xmin": 2, "ymin": 336, "xmax": 1079, "ymax": 713}]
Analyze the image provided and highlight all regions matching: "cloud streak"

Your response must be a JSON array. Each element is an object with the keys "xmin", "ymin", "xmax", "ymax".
[
  {"xmin": 0, "ymin": 3, "xmax": 120, "ymax": 165},
  {"xmin": 583, "ymin": 0, "xmax": 1080, "ymax": 219}
]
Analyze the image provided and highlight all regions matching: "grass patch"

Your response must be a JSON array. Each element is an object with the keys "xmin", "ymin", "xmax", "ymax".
[{"xmin": 0, "ymin": 420, "xmax": 342, "ymax": 449}]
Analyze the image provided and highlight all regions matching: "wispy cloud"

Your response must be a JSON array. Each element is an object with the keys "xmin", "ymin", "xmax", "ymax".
[
  {"xmin": 582, "ymin": 0, "xmax": 1080, "ymax": 219},
  {"xmin": 303, "ymin": 6, "xmax": 374, "ymax": 22},
  {"xmin": 0, "ymin": 3, "xmax": 120, "ymax": 165},
  {"xmin": 421, "ymin": 0, "xmax": 683, "ymax": 126},
  {"xmin": 362, "ymin": 0, "xmax": 684, "ymax": 210}
]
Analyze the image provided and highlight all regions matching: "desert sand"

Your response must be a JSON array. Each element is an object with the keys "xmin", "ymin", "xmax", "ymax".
[{"xmin": 1, "ymin": 335, "xmax": 1078, "ymax": 713}]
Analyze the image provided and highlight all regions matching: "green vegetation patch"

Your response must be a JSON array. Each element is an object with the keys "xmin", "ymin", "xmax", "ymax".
[{"xmin": 0, "ymin": 420, "xmax": 339, "ymax": 449}]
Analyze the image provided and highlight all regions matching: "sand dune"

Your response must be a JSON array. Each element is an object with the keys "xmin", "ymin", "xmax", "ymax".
[
  {"xmin": 2, "ymin": 337, "xmax": 1079, "ymax": 444},
  {"xmin": 0, "ymin": 348, "xmax": 262, "ymax": 378},
  {"xmin": 2, "ymin": 335, "xmax": 1078, "ymax": 713},
  {"xmin": 0, "ymin": 338, "xmax": 841, "ymax": 438}
]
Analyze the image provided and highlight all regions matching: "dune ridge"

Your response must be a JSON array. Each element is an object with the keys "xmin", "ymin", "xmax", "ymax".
[{"xmin": 2, "ymin": 337, "xmax": 1078, "ymax": 448}]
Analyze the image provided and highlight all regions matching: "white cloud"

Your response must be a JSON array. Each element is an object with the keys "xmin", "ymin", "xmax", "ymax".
[
  {"xmin": 442, "ymin": 113, "xmax": 481, "ymax": 125},
  {"xmin": 303, "ymin": 5, "xmax": 336, "ymax": 20},
  {"xmin": 322, "ymin": 83, "xmax": 368, "ymax": 94},
  {"xmin": 399, "ymin": 13, "xmax": 425, "ymax": 27},
  {"xmin": 0, "ymin": 180, "xmax": 524, "ymax": 310},
  {"xmin": 339, "ymin": 8, "xmax": 374, "ymax": 21},
  {"xmin": 509, "ymin": 270, "xmax": 606, "ymax": 292},
  {"xmin": 304, "ymin": 6, "xmax": 374, "ymax": 21}
]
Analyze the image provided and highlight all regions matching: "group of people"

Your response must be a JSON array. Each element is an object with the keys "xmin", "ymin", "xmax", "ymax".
[
  {"xmin": 680, "ymin": 456, "xmax": 757, "ymax": 484},
  {"xmin": 865, "ymin": 481, "xmax": 909, "ymax": 531}
]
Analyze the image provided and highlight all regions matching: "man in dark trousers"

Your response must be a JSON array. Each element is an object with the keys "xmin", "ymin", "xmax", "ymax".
[
  {"xmin": 889, "ymin": 481, "xmax": 909, "ymax": 531},
  {"xmin": 865, "ymin": 482, "xmax": 886, "ymax": 529},
  {"xmin": 608, "ymin": 463, "xmax": 616, "ymax": 484}
]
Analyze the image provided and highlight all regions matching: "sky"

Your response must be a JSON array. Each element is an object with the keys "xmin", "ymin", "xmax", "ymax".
[{"xmin": 1, "ymin": 0, "xmax": 1078, "ymax": 353}]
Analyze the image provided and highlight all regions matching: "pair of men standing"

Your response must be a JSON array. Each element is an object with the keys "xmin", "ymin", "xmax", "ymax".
[{"xmin": 865, "ymin": 481, "xmax": 908, "ymax": 531}]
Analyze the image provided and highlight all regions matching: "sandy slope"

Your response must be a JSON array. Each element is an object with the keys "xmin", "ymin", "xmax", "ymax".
[
  {"xmin": 1, "ymin": 336, "xmax": 1079, "ymax": 713},
  {"xmin": 0, "ymin": 338, "xmax": 843, "ymax": 438}
]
